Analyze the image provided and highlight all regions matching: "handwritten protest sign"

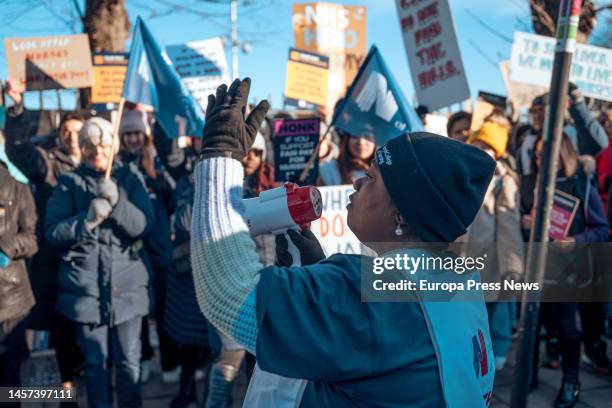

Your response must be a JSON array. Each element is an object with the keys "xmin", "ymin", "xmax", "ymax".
[
  {"xmin": 499, "ymin": 61, "xmax": 548, "ymax": 110},
  {"xmin": 549, "ymin": 190, "xmax": 580, "ymax": 240},
  {"xmin": 292, "ymin": 3, "xmax": 367, "ymax": 118},
  {"xmin": 91, "ymin": 53, "xmax": 128, "ymax": 104},
  {"xmin": 274, "ymin": 117, "xmax": 320, "ymax": 185},
  {"xmin": 311, "ymin": 185, "xmax": 361, "ymax": 255},
  {"xmin": 471, "ymin": 91, "xmax": 507, "ymax": 131},
  {"xmin": 395, "ymin": 0, "xmax": 470, "ymax": 111},
  {"xmin": 4, "ymin": 34, "xmax": 93, "ymax": 90},
  {"xmin": 165, "ymin": 38, "xmax": 230, "ymax": 111},
  {"xmin": 510, "ymin": 31, "xmax": 612, "ymax": 102},
  {"xmin": 285, "ymin": 48, "xmax": 329, "ymax": 110}
]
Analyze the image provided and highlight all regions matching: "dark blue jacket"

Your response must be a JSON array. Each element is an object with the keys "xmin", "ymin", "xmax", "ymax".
[
  {"xmin": 164, "ymin": 173, "xmax": 211, "ymax": 347},
  {"xmin": 118, "ymin": 151, "xmax": 175, "ymax": 270},
  {"xmin": 44, "ymin": 163, "xmax": 155, "ymax": 326}
]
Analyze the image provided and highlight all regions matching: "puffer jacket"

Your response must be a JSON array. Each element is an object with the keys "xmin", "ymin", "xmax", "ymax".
[
  {"xmin": 44, "ymin": 163, "xmax": 155, "ymax": 326},
  {"xmin": 5, "ymin": 107, "xmax": 78, "ymax": 329},
  {"xmin": 464, "ymin": 157, "xmax": 525, "ymax": 300},
  {"xmin": 0, "ymin": 161, "xmax": 38, "ymax": 322}
]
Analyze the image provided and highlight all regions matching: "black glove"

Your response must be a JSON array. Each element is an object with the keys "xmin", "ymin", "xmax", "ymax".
[
  {"xmin": 201, "ymin": 78, "xmax": 270, "ymax": 161},
  {"xmin": 275, "ymin": 229, "xmax": 325, "ymax": 267},
  {"xmin": 568, "ymin": 82, "xmax": 583, "ymax": 104}
]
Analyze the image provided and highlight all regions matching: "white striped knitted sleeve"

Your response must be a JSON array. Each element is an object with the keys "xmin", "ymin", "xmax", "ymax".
[{"xmin": 190, "ymin": 157, "xmax": 263, "ymax": 354}]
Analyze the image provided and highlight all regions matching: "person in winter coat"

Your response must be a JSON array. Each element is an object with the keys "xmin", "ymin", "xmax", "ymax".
[
  {"xmin": 522, "ymin": 134, "xmax": 609, "ymax": 408},
  {"xmin": 118, "ymin": 110, "xmax": 180, "ymax": 383},
  {"xmin": 516, "ymin": 84, "xmax": 608, "ymax": 177},
  {"xmin": 0, "ymin": 160, "xmax": 38, "ymax": 398},
  {"xmin": 191, "ymin": 78, "xmax": 497, "ymax": 407},
  {"xmin": 45, "ymin": 117, "xmax": 155, "ymax": 408},
  {"xmin": 163, "ymin": 136, "xmax": 213, "ymax": 408},
  {"xmin": 318, "ymin": 129, "xmax": 376, "ymax": 186},
  {"xmin": 3, "ymin": 79, "xmax": 85, "ymax": 390},
  {"xmin": 466, "ymin": 117, "xmax": 524, "ymax": 371}
]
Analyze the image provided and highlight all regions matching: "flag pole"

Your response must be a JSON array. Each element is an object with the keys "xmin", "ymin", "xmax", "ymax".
[
  {"xmin": 105, "ymin": 97, "xmax": 126, "ymax": 179},
  {"xmin": 510, "ymin": 1, "xmax": 582, "ymax": 406}
]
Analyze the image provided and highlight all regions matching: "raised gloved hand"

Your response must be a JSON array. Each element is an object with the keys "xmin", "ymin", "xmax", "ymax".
[
  {"xmin": 275, "ymin": 229, "xmax": 325, "ymax": 267},
  {"xmin": 201, "ymin": 78, "xmax": 270, "ymax": 161},
  {"xmin": 97, "ymin": 178, "xmax": 119, "ymax": 207},
  {"xmin": 0, "ymin": 250, "xmax": 10, "ymax": 268},
  {"xmin": 86, "ymin": 198, "xmax": 113, "ymax": 230},
  {"xmin": 568, "ymin": 82, "xmax": 583, "ymax": 105}
]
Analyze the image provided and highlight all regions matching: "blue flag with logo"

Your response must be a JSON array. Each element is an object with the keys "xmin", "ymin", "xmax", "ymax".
[
  {"xmin": 332, "ymin": 45, "xmax": 422, "ymax": 146},
  {"xmin": 122, "ymin": 17, "xmax": 205, "ymax": 138}
]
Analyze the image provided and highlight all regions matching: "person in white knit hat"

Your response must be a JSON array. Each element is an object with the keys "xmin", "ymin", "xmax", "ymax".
[{"xmin": 44, "ymin": 117, "xmax": 155, "ymax": 408}]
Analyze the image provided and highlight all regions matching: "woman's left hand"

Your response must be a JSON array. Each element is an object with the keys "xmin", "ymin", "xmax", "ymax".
[{"xmin": 276, "ymin": 229, "xmax": 325, "ymax": 267}]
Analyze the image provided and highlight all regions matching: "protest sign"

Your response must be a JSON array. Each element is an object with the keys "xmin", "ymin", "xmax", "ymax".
[
  {"xmin": 395, "ymin": 0, "xmax": 470, "ymax": 111},
  {"xmin": 549, "ymin": 190, "xmax": 580, "ymax": 241},
  {"xmin": 284, "ymin": 48, "xmax": 329, "ymax": 110},
  {"xmin": 91, "ymin": 53, "xmax": 128, "ymax": 104},
  {"xmin": 292, "ymin": 2, "xmax": 367, "ymax": 118},
  {"xmin": 510, "ymin": 31, "xmax": 612, "ymax": 102},
  {"xmin": 310, "ymin": 185, "xmax": 361, "ymax": 255},
  {"xmin": 470, "ymin": 91, "xmax": 507, "ymax": 131},
  {"xmin": 165, "ymin": 38, "xmax": 230, "ymax": 112},
  {"xmin": 4, "ymin": 34, "xmax": 93, "ymax": 90},
  {"xmin": 499, "ymin": 61, "xmax": 548, "ymax": 110},
  {"xmin": 274, "ymin": 117, "xmax": 320, "ymax": 185}
]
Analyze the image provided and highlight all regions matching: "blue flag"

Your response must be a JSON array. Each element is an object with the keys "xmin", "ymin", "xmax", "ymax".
[
  {"xmin": 122, "ymin": 17, "xmax": 205, "ymax": 138},
  {"xmin": 332, "ymin": 45, "xmax": 423, "ymax": 146}
]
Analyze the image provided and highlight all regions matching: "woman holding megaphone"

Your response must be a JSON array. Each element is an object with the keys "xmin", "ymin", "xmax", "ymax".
[{"xmin": 191, "ymin": 78, "xmax": 497, "ymax": 407}]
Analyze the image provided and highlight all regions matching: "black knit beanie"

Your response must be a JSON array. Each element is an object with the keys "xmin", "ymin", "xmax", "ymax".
[{"xmin": 376, "ymin": 132, "xmax": 496, "ymax": 242}]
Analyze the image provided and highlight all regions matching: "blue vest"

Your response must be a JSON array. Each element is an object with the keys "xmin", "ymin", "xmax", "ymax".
[{"xmin": 248, "ymin": 249, "xmax": 495, "ymax": 407}]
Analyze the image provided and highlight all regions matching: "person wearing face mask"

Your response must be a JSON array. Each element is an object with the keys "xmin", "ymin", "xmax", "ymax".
[
  {"xmin": 3, "ymin": 79, "xmax": 85, "ymax": 394},
  {"xmin": 190, "ymin": 78, "xmax": 497, "ymax": 407},
  {"xmin": 117, "ymin": 110, "xmax": 181, "ymax": 383},
  {"xmin": 466, "ymin": 116, "xmax": 524, "ymax": 371},
  {"xmin": 447, "ymin": 111, "xmax": 472, "ymax": 142},
  {"xmin": 318, "ymin": 129, "xmax": 376, "ymax": 186},
  {"xmin": 45, "ymin": 117, "xmax": 155, "ymax": 408}
]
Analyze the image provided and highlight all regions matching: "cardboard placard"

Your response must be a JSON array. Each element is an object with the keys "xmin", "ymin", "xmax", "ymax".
[
  {"xmin": 550, "ymin": 190, "xmax": 580, "ymax": 240},
  {"xmin": 273, "ymin": 117, "xmax": 320, "ymax": 185},
  {"xmin": 471, "ymin": 91, "xmax": 507, "ymax": 131},
  {"xmin": 510, "ymin": 31, "xmax": 612, "ymax": 102},
  {"xmin": 310, "ymin": 185, "xmax": 361, "ymax": 255},
  {"xmin": 499, "ymin": 61, "xmax": 548, "ymax": 110},
  {"xmin": 395, "ymin": 0, "xmax": 470, "ymax": 111},
  {"xmin": 91, "ymin": 53, "xmax": 128, "ymax": 104},
  {"xmin": 292, "ymin": 3, "xmax": 367, "ymax": 118},
  {"xmin": 4, "ymin": 34, "xmax": 93, "ymax": 90},
  {"xmin": 285, "ymin": 48, "xmax": 329, "ymax": 110},
  {"xmin": 165, "ymin": 38, "xmax": 230, "ymax": 112}
]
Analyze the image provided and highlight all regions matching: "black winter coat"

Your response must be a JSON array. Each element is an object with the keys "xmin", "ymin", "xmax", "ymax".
[
  {"xmin": 4, "ymin": 107, "xmax": 77, "ymax": 329},
  {"xmin": 0, "ymin": 162, "xmax": 38, "ymax": 322},
  {"xmin": 44, "ymin": 163, "xmax": 155, "ymax": 325}
]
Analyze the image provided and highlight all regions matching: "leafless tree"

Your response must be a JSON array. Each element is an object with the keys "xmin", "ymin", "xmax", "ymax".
[{"xmin": 528, "ymin": 0, "xmax": 610, "ymax": 43}]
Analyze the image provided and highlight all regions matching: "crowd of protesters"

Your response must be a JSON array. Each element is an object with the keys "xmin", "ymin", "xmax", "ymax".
[{"xmin": 0, "ymin": 73, "xmax": 611, "ymax": 408}]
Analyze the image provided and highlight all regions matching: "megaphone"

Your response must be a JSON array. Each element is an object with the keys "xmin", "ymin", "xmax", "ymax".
[{"xmin": 243, "ymin": 182, "xmax": 322, "ymax": 237}]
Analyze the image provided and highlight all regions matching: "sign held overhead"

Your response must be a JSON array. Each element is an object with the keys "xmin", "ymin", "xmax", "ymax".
[{"xmin": 395, "ymin": 0, "xmax": 470, "ymax": 111}]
